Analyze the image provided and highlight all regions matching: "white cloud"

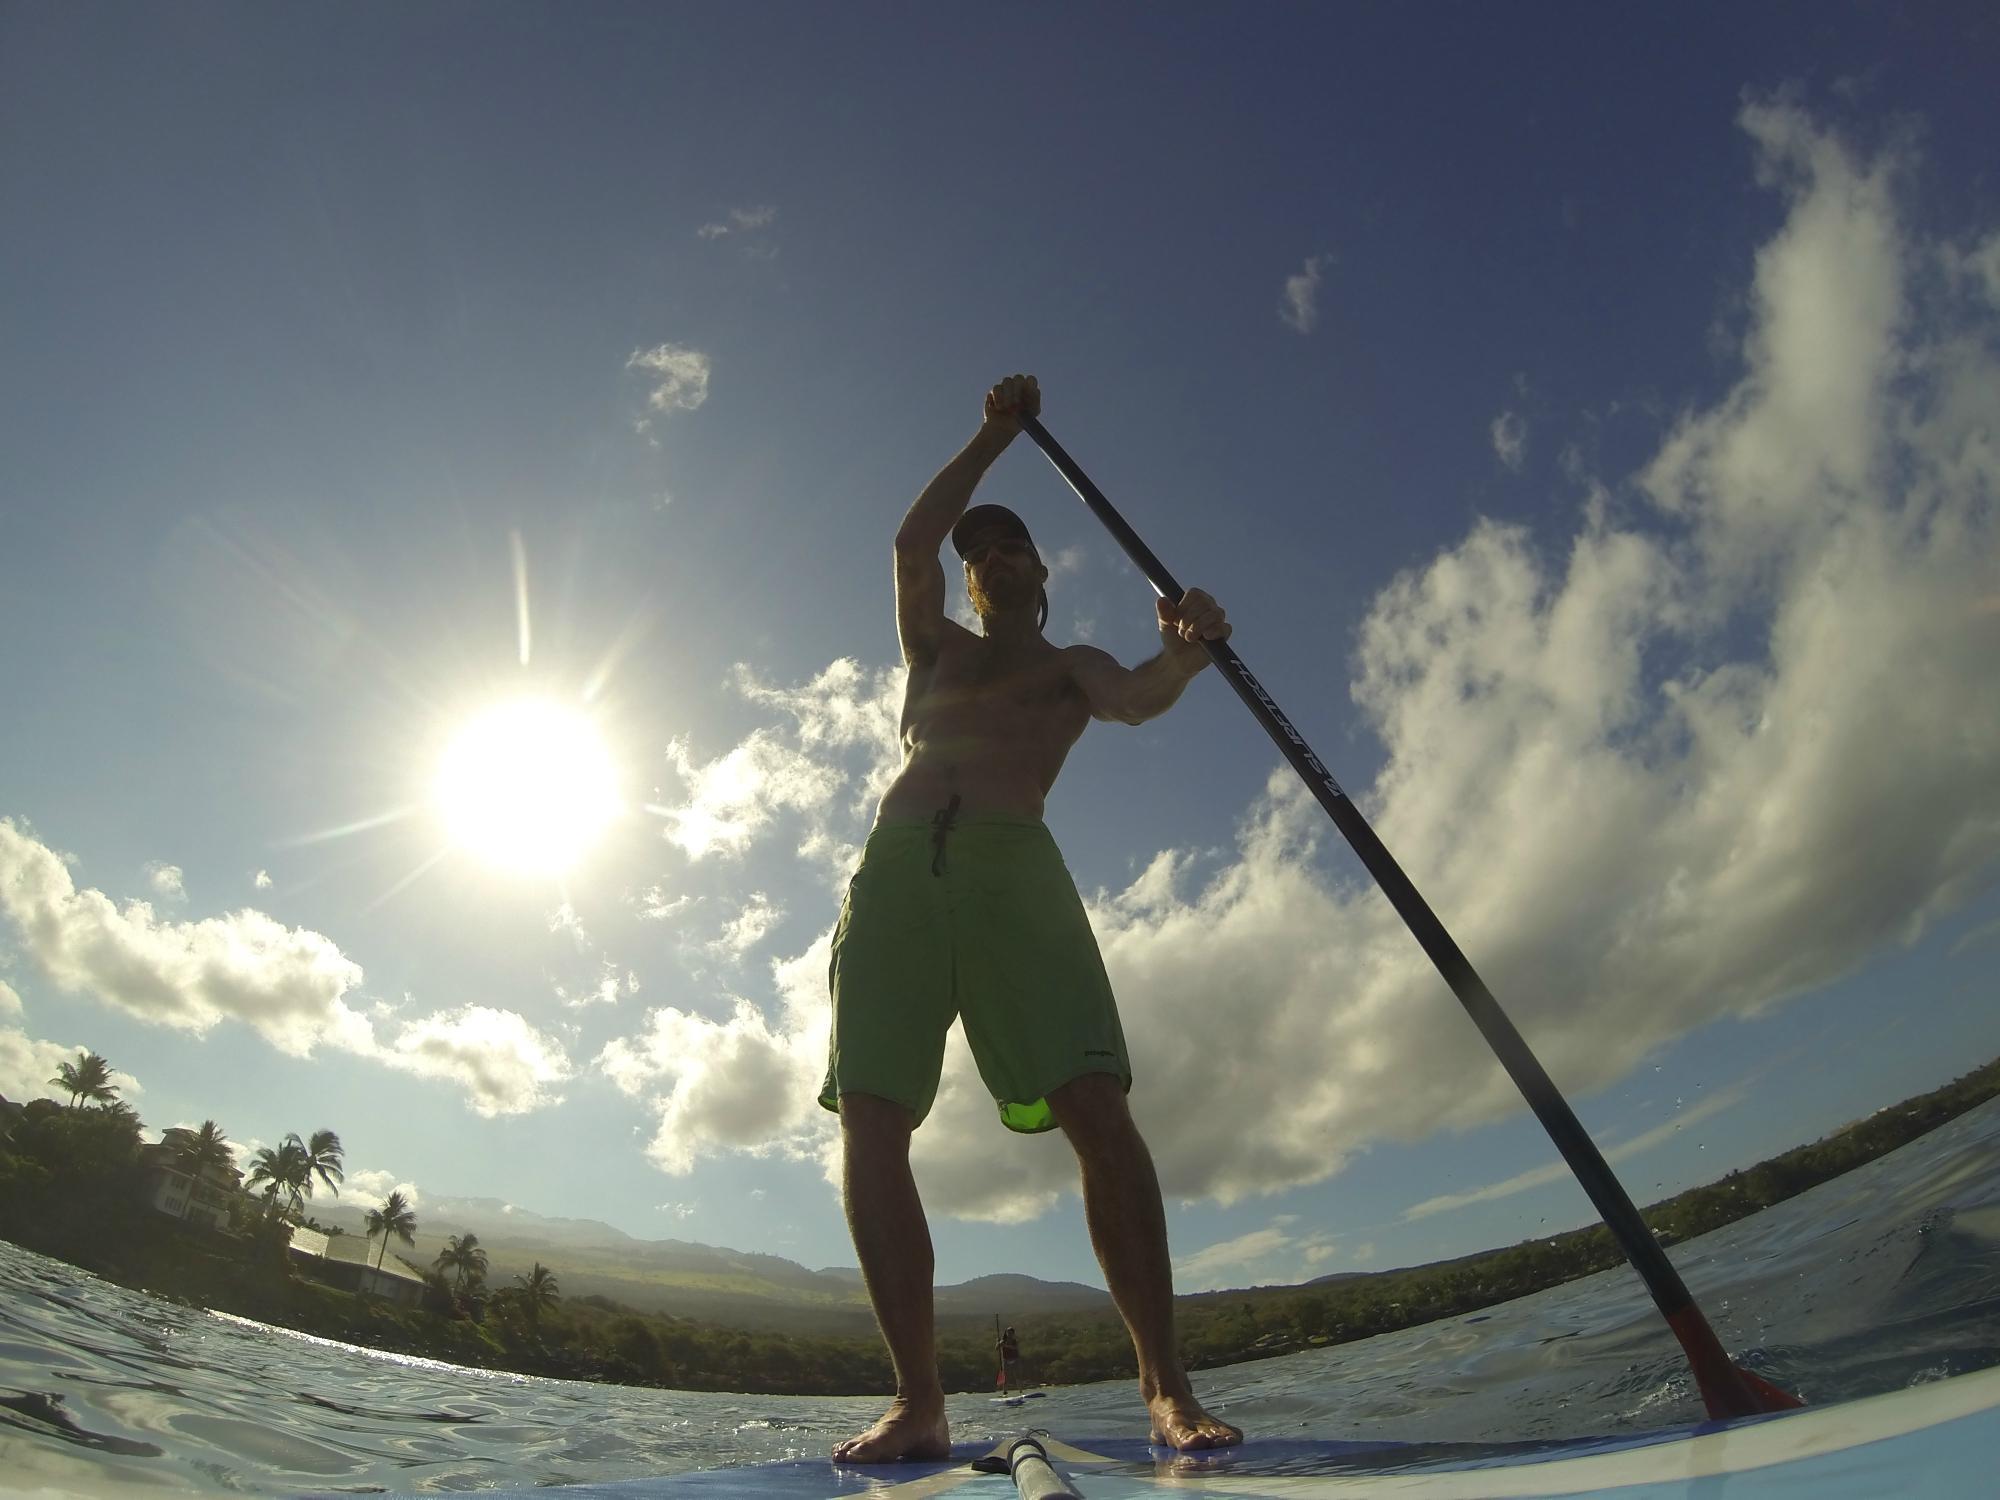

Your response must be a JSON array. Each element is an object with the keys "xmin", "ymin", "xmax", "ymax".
[
  {"xmin": 343, "ymin": 1167, "xmax": 420, "ymax": 1208},
  {"xmin": 224, "ymin": 1135, "xmax": 267, "ymax": 1173},
  {"xmin": 709, "ymin": 891, "xmax": 783, "ymax": 958},
  {"xmin": 733, "ymin": 658, "xmax": 906, "ymax": 832},
  {"xmin": 598, "ymin": 991, "xmax": 825, "ymax": 1175},
  {"xmin": 638, "ymin": 886, "xmax": 698, "ymax": 922},
  {"xmin": 732, "ymin": 659, "xmax": 903, "ymax": 769},
  {"xmin": 380, "ymin": 1006, "xmax": 573, "ymax": 1118},
  {"xmin": 651, "ymin": 730, "xmax": 841, "ymax": 860},
  {"xmin": 548, "ymin": 902, "xmax": 590, "ymax": 947},
  {"xmin": 647, "ymin": 658, "xmax": 903, "ymax": 866},
  {"xmin": 1174, "ymin": 1215, "xmax": 1344, "ymax": 1292},
  {"xmin": 144, "ymin": 863, "xmax": 186, "ymax": 902},
  {"xmin": 1177, "ymin": 1225, "xmax": 1294, "ymax": 1282},
  {"xmin": 1490, "ymin": 410, "xmax": 1527, "ymax": 471},
  {"xmin": 599, "ymin": 924, "xmax": 842, "ymax": 1180},
  {"xmin": 253, "ymin": 870, "xmax": 272, "ymax": 890},
  {"xmin": 1942, "ymin": 232, "xmax": 2000, "ymax": 308},
  {"xmin": 1044, "ymin": 544, "xmax": 1088, "ymax": 581},
  {"xmin": 0, "ymin": 980, "xmax": 20, "ymax": 1017},
  {"xmin": 0, "ymin": 818, "xmax": 374, "ymax": 1058},
  {"xmin": 0, "ymin": 819, "xmax": 573, "ymax": 1118},
  {"xmin": 557, "ymin": 960, "xmax": 634, "ymax": 1010},
  {"xmin": 592, "ymin": 101, "xmax": 2000, "ymax": 1226},
  {"xmin": 1639, "ymin": 99, "xmax": 1911, "ymax": 584},
  {"xmin": 0, "ymin": 1028, "xmax": 143, "ymax": 1104},
  {"xmin": 1061, "ymin": 97, "xmax": 1996, "ymax": 1214},
  {"xmin": 626, "ymin": 342, "xmax": 712, "ymax": 419},
  {"xmin": 1401, "ymin": 1084, "xmax": 1749, "ymax": 1221},
  {"xmin": 1280, "ymin": 253, "xmax": 1333, "ymax": 334},
  {"xmin": 697, "ymin": 204, "xmax": 778, "ymax": 239},
  {"xmin": 1950, "ymin": 914, "xmax": 2000, "ymax": 957}
]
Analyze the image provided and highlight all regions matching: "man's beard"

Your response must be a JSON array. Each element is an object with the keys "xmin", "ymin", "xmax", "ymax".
[{"xmin": 969, "ymin": 570, "xmax": 1038, "ymax": 620}]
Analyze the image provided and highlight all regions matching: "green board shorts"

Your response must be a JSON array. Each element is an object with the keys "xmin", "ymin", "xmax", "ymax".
[{"xmin": 818, "ymin": 807, "xmax": 1131, "ymax": 1133}]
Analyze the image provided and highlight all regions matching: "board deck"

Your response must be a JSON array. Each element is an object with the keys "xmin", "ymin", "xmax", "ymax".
[{"xmin": 376, "ymin": 1363, "xmax": 2000, "ymax": 1498}]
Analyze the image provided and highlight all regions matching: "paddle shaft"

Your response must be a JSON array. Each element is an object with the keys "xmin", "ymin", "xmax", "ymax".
[{"xmin": 1021, "ymin": 415, "xmax": 1781, "ymax": 1416}]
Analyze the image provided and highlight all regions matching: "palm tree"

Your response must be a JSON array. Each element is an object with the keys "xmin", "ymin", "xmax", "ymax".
[
  {"xmin": 417, "ymin": 1266, "xmax": 456, "ymax": 1316},
  {"xmin": 364, "ymin": 1190, "xmax": 417, "ymax": 1271},
  {"xmin": 98, "ymin": 1099, "xmax": 142, "ymax": 1132},
  {"xmin": 434, "ymin": 1232, "xmax": 489, "ymax": 1292},
  {"xmin": 167, "ymin": 1120, "xmax": 234, "ymax": 1221},
  {"xmin": 49, "ymin": 1051, "xmax": 117, "ymax": 1110},
  {"xmin": 246, "ymin": 1129, "xmax": 343, "ymax": 1220},
  {"xmin": 295, "ymin": 1129, "xmax": 344, "ymax": 1197},
  {"xmin": 245, "ymin": 1139, "xmax": 310, "ymax": 1219},
  {"xmin": 513, "ymin": 1261, "xmax": 560, "ymax": 1328}
]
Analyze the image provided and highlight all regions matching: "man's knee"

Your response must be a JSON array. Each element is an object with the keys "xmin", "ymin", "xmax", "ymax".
[
  {"xmin": 1047, "ymin": 1072, "xmax": 1138, "ymax": 1153},
  {"xmin": 839, "ymin": 1090, "xmax": 917, "ymax": 1148}
]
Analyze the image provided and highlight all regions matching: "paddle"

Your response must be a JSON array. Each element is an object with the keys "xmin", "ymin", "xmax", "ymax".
[{"xmin": 1020, "ymin": 414, "xmax": 1802, "ymax": 1419}]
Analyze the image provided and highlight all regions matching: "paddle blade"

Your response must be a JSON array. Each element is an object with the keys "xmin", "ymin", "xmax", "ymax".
[
  {"xmin": 1692, "ymin": 1358, "xmax": 1804, "ymax": 1417},
  {"xmin": 1670, "ymin": 1305, "xmax": 1804, "ymax": 1417},
  {"xmin": 1727, "ymin": 1362, "xmax": 1806, "ymax": 1413}
]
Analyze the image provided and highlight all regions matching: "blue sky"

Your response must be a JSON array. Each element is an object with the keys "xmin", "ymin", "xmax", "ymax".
[{"xmin": 3, "ymin": 3, "xmax": 1998, "ymax": 1295}]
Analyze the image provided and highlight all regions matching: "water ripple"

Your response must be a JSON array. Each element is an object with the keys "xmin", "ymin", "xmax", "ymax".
[{"xmin": 1, "ymin": 1098, "xmax": 1996, "ymax": 1493}]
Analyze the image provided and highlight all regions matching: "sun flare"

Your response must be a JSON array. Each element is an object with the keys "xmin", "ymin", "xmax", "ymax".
[{"xmin": 434, "ymin": 699, "xmax": 621, "ymax": 876}]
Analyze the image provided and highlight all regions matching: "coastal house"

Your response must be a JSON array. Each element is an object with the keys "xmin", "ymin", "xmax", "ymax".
[
  {"xmin": 139, "ymin": 1130, "xmax": 244, "ymax": 1230},
  {"xmin": 285, "ymin": 1225, "xmax": 425, "ymax": 1306}
]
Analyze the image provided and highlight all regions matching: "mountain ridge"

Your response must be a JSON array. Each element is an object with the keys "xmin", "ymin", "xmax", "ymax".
[{"xmin": 306, "ymin": 1193, "xmax": 1112, "ymax": 1333}]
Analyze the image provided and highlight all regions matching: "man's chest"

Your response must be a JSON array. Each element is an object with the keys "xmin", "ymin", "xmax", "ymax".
[{"xmin": 911, "ymin": 644, "xmax": 1087, "ymax": 728}]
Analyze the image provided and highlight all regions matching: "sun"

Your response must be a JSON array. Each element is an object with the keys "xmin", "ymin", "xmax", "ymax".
[{"xmin": 433, "ymin": 698, "xmax": 622, "ymax": 876}]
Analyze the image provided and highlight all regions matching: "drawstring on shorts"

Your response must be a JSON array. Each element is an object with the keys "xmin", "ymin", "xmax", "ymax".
[{"xmin": 929, "ymin": 794, "xmax": 961, "ymax": 876}]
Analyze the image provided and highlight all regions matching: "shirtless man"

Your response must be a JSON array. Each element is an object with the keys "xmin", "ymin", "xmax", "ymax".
[{"xmin": 821, "ymin": 373, "xmax": 1243, "ymax": 1462}]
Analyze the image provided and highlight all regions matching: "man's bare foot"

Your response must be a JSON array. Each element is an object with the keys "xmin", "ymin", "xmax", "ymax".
[
  {"xmin": 1147, "ymin": 1390, "xmax": 1243, "ymax": 1451},
  {"xmin": 831, "ymin": 1395, "xmax": 951, "ymax": 1464}
]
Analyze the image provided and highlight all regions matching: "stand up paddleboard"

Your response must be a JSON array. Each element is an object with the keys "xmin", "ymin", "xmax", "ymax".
[{"xmin": 436, "ymin": 1362, "xmax": 2000, "ymax": 1498}]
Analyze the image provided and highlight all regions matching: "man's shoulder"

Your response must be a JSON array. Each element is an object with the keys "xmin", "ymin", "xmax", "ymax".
[
  {"xmin": 1060, "ymin": 642, "xmax": 1121, "ymax": 672},
  {"xmin": 908, "ymin": 618, "xmax": 979, "ymax": 672}
]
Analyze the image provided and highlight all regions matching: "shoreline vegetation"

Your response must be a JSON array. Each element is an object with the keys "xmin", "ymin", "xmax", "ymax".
[{"xmin": 3, "ymin": 1054, "xmax": 1996, "ymax": 1396}]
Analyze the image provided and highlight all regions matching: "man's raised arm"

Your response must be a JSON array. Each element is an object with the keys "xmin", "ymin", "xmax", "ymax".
[
  {"xmin": 1069, "ymin": 588, "xmax": 1232, "ymax": 724},
  {"xmin": 893, "ymin": 375, "xmax": 1039, "ymax": 664}
]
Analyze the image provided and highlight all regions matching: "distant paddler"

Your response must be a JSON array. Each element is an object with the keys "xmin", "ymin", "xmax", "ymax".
[{"xmin": 995, "ymin": 1318, "xmax": 1020, "ymax": 1390}]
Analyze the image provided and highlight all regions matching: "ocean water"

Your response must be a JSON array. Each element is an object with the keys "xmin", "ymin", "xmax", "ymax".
[{"xmin": 3, "ymin": 1098, "xmax": 1997, "ymax": 1495}]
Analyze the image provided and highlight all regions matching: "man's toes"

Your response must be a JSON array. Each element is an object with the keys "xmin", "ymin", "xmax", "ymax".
[{"xmin": 1150, "ymin": 1412, "xmax": 1243, "ymax": 1452}]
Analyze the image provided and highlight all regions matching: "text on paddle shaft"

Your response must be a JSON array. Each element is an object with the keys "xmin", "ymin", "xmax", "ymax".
[{"xmin": 1228, "ymin": 660, "xmax": 1348, "ymax": 801}]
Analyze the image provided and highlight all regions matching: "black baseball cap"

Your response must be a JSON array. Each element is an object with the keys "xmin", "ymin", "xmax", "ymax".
[{"xmin": 951, "ymin": 504, "xmax": 1036, "ymax": 558}]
